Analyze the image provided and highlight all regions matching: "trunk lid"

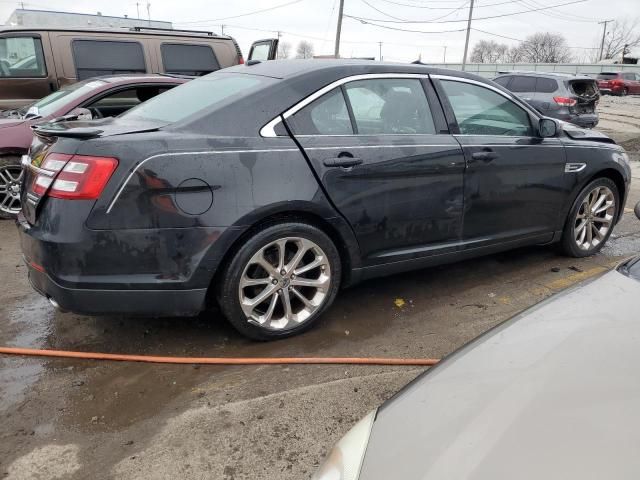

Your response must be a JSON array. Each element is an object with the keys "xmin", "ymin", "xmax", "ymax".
[{"xmin": 21, "ymin": 118, "xmax": 163, "ymax": 224}]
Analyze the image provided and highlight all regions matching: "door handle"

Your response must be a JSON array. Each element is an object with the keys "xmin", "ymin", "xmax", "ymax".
[
  {"xmin": 470, "ymin": 150, "xmax": 499, "ymax": 163},
  {"xmin": 323, "ymin": 156, "xmax": 363, "ymax": 168}
]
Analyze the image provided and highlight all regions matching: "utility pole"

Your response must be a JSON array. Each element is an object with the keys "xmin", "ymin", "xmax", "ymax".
[
  {"xmin": 461, "ymin": 0, "xmax": 475, "ymax": 71},
  {"xmin": 221, "ymin": 24, "xmax": 225, "ymax": 35},
  {"xmin": 378, "ymin": 41, "xmax": 383, "ymax": 61},
  {"xmin": 334, "ymin": 0, "xmax": 345, "ymax": 58},
  {"xmin": 146, "ymin": 2, "xmax": 151, "ymax": 26},
  {"xmin": 598, "ymin": 19, "xmax": 613, "ymax": 61},
  {"xmin": 136, "ymin": 2, "xmax": 140, "ymax": 19},
  {"xmin": 622, "ymin": 43, "xmax": 629, "ymax": 63},
  {"xmin": 443, "ymin": 46, "xmax": 447, "ymax": 63}
]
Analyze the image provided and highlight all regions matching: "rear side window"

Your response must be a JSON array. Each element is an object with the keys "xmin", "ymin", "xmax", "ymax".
[
  {"xmin": 493, "ymin": 77, "xmax": 511, "ymax": 87},
  {"xmin": 161, "ymin": 44, "xmax": 220, "ymax": 76},
  {"xmin": 289, "ymin": 89, "xmax": 353, "ymax": 135},
  {"xmin": 72, "ymin": 40, "xmax": 146, "ymax": 80},
  {"xmin": 508, "ymin": 76, "xmax": 537, "ymax": 92},
  {"xmin": 597, "ymin": 73, "xmax": 619, "ymax": 80},
  {"xmin": 344, "ymin": 78, "xmax": 436, "ymax": 134},
  {"xmin": 623, "ymin": 73, "xmax": 635, "ymax": 80},
  {"xmin": 0, "ymin": 36, "xmax": 46, "ymax": 77},
  {"xmin": 535, "ymin": 78, "xmax": 558, "ymax": 93}
]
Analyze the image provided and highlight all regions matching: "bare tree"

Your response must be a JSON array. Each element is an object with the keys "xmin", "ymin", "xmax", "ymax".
[
  {"xmin": 277, "ymin": 41, "xmax": 291, "ymax": 59},
  {"xmin": 518, "ymin": 32, "xmax": 572, "ymax": 63},
  {"xmin": 295, "ymin": 40, "xmax": 314, "ymax": 59},
  {"xmin": 601, "ymin": 19, "xmax": 640, "ymax": 60},
  {"xmin": 470, "ymin": 40, "xmax": 509, "ymax": 63},
  {"xmin": 503, "ymin": 46, "xmax": 524, "ymax": 63}
]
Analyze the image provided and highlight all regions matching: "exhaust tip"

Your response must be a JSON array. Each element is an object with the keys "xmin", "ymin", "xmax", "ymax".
[{"xmin": 48, "ymin": 297, "xmax": 66, "ymax": 312}]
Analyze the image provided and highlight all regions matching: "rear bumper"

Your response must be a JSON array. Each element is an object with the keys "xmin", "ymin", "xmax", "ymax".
[{"xmin": 26, "ymin": 260, "xmax": 207, "ymax": 316}]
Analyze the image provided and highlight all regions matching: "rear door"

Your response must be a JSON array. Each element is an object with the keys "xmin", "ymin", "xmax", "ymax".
[
  {"xmin": 285, "ymin": 75, "xmax": 466, "ymax": 264},
  {"xmin": 533, "ymin": 76, "xmax": 559, "ymax": 114},
  {"xmin": 434, "ymin": 76, "xmax": 567, "ymax": 247}
]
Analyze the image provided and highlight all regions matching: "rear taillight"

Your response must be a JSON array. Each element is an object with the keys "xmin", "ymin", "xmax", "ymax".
[
  {"xmin": 553, "ymin": 96, "xmax": 577, "ymax": 107},
  {"xmin": 611, "ymin": 79, "xmax": 624, "ymax": 86},
  {"xmin": 31, "ymin": 153, "xmax": 118, "ymax": 200}
]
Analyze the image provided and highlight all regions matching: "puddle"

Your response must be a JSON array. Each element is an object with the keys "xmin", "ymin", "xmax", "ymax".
[{"xmin": 0, "ymin": 295, "xmax": 54, "ymax": 411}]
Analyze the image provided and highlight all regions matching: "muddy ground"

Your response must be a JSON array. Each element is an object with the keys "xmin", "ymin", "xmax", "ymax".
[{"xmin": 1, "ymin": 95, "xmax": 639, "ymax": 479}]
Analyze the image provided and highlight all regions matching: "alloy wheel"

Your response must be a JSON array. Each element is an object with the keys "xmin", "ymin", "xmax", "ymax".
[
  {"xmin": 238, "ymin": 237, "xmax": 331, "ymax": 330},
  {"xmin": 574, "ymin": 185, "xmax": 615, "ymax": 251},
  {"xmin": 0, "ymin": 164, "xmax": 23, "ymax": 216}
]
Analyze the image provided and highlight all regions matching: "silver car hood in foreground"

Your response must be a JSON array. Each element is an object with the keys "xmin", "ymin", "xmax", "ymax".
[{"xmin": 360, "ymin": 269, "xmax": 640, "ymax": 480}]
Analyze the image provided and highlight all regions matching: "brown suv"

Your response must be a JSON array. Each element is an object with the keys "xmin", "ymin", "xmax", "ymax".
[{"xmin": 0, "ymin": 27, "xmax": 277, "ymax": 110}]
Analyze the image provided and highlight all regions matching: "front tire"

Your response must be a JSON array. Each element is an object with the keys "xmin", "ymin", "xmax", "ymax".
[
  {"xmin": 621, "ymin": 87, "xmax": 629, "ymax": 97},
  {"xmin": 561, "ymin": 178, "xmax": 619, "ymax": 257},
  {"xmin": 218, "ymin": 222, "xmax": 341, "ymax": 340}
]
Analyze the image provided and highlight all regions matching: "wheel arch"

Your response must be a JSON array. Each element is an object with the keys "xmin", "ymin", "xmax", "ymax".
[
  {"xmin": 562, "ymin": 166, "xmax": 627, "ymax": 231},
  {"xmin": 204, "ymin": 204, "xmax": 362, "ymax": 309}
]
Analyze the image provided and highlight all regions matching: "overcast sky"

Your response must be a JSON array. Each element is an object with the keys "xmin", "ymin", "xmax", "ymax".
[{"xmin": 0, "ymin": 0, "xmax": 638, "ymax": 62}]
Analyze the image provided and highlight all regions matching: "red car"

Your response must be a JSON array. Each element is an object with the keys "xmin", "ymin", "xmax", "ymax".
[
  {"xmin": 0, "ymin": 74, "xmax": 187, "ymax": 218},
  {"xmin": 597, "ymin": 71, "xmax": 640, "ymax": 96}
]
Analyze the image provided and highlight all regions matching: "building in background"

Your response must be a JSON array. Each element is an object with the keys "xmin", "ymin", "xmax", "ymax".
[{"xmin": 2, "ymin": 8, "xmax": 172, "ymax": 30}]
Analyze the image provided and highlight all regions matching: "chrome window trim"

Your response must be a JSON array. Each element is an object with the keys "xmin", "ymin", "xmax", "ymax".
[{"xmin": 260, "ymin": 73, "xmax": 430, "ymax": 138}]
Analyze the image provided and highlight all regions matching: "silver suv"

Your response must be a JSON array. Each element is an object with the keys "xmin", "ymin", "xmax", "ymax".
[{"xmin": 493, "ymin": 72, "xmax": 599, "ymax": 128}]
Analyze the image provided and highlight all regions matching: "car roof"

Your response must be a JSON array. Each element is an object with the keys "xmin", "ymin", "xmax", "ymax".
[
  {"xmin": 495, "ymin": 71, "xmax": 591, "ymax": 80},
  {"xmin": 0, "ymin": 26, "xmax": 232, "ymax": 40},
  {"xmin": 88, "ymin": 74, "xmax": 191, "ymax": 85},
  {"xmin": 224, "ymin": 58, "xmax": 492, "ymax": 84}
]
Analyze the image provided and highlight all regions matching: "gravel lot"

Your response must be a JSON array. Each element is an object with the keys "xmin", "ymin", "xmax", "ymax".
[{"xmin": 1, "ymin": 95, "xmax": 639, "ymax": 480}]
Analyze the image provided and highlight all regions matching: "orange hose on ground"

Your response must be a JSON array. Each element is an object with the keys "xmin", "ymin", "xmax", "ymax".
[{"xmin": 0, "ymin": 346, "xmax": 440, "ymax": 366}]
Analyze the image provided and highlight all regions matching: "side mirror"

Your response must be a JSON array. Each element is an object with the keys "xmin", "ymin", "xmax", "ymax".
[
  {"xmin": 539, "ymin": 118, "xmax": 558, "ymax": 138},
  {"xmin": 68, "ymin": 107, "xmax": 93, "ymax": 121}
]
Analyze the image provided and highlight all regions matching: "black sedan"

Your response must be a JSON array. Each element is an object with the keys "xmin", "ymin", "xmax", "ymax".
[{"xmin": 18, "ymin": 60, "xmax": 631, "ymax": 340}]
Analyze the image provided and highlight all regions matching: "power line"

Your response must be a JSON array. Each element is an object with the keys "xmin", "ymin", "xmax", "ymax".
[
  {"xmin": 345, "ymin": 16, "xmax": 467, "ymax": 33},
  {"xmin": 374, "ymin": 0, "xmax": 524, "ymax": 10},
  {"xmin": 344, "ymin": 0, "xmax": 587, "ymax": 23},
  {"xmin": 513, "ymin": 0, "xmax": 598, "ymax": 23},
  {"xmin": 471, "ymin": 27, "xmax": 600, "ymax": 49},
  {"xmin": 359, "ymin": 0, "xmax": 469, "ymax": 22},
  {"xmin": 176, "ymin": 0, "xmax": 305, "ymax": 24}
]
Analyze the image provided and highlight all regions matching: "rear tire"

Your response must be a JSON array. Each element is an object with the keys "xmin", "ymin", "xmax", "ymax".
[
  {"xmin": 0, "ymin": 156, "xmax": 23, "ymax": 220},
  {"xmin": 621, "ymin": 87, "xmax": 629, "ymax": 96},
  {"xmin": 561, "ymin": 177, "xmax": 619, "ymax": 258},
  {"xmin": 217, "ymin": 222, "xmax": 341, "ymax": 341}
]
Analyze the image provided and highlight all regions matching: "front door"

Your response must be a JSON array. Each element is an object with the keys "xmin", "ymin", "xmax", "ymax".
[
  {"xmin": 434, "ymin": 77, "xmax": 568, "ymax": 247},
  {"xmin": 0, "ymin": 33, "xmax": 54, "ymax": 110},
  {"xmin": 286, "ymin": 76, "xmax": 466, "ymax": 264}
]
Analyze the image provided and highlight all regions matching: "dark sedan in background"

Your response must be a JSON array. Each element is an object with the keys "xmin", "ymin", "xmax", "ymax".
[
  {"xmin": 313, "ymin": 253, "xmax": 640, "ymax": 480},
  {"xmin": 18, "ymin": 60, "xmax": 630, "ymax": 340},
  {"xmin": 0, "ymin": 74, "xmax": 186, "ymax": 218},
  {"xmin": 493, "ymin": 71, "xmax": 600, "ymax": 128}
]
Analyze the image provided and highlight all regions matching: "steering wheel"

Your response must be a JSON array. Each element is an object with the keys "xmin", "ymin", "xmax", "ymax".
[{"xmin": 89, "ymin": 107, "xmax": 103, "ymax": 119}]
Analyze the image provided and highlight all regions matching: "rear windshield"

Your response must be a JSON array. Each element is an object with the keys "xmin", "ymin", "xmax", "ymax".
[
  {"xmin": 570, "ymin": 79, "xmax": 598, "ymax": 98},
  {"xmin": 597, "ymin": 73, "xmax": 620, "ymax": 79},
  {"xmin": 120, "ymin": 73, "xmax": 272, "ymax": 124}
]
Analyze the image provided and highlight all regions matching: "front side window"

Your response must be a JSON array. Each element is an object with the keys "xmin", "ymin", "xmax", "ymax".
[
  {"xmin": 85, "ymin": 85, "xmax": 174, "ymax": 118},
  {"xmin": 72, "ymin": 40, "xmax": 146, "ymax": 80},
  {"xmin": 289, "ymin": 89, "xmax": 353, "ymax": 135},
  {"xmin": 0, "ymin": 36, "xmax": 46, "ymax": 78},
  {"xmin": 344, "ymin": 78, "xmax": 436, "ymax": 135},
  {"xmin": 161, "ymin": 44, "xmax": 219, "ymax": 76},
  {"xmin": 248, "ymin": 42, "xmax": 272, "ymax": 62},
  {"xmin": 441, "ymin": 80, "xmax": 533, "ymax": 136}
]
